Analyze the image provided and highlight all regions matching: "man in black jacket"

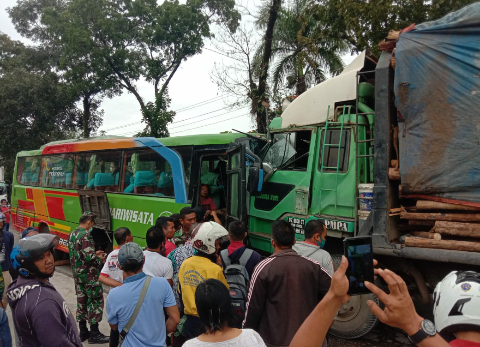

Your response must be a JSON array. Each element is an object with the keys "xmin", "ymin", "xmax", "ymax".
[
  {"xmin": 8, "ymin": 234, "xmax": 82, "ymax": 347},
  {"xmin": 243, "ymin": 220, "xmax": 332, "ymax": 347}
]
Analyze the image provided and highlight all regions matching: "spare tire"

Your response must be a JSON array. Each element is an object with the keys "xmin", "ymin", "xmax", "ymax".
[{"xmin": 328, "ymin": 254, "xmax": 381, "ymax": 339}]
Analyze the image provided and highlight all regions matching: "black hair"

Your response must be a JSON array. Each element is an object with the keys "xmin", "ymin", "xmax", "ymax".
[
  {"xmin": 170, "ymin": 213, "xmax": 182, "ymax": 230},
  {"xmin": 228, "ymin": 221, "xmax": 245, "ymax": 241},
  {"xmin": 200, "ymin": 184, "xmax": 210, "ymax": 196},
  {"xmin": 114, "ymin": 227, "xmax": 132, "ymax": 246},
  {"xmin": 145, "ymin": 226, "xmax": 165, "ymax": 249},
  {"xmin": 195, "ymin": 279, "xmax": 237, "ymax": 333},
  {"xmin": 121, "ymin": 258, "xmax": 143, "ymax": 273},
  {"xmin": 0, "ymin": 199, "xmax": 6, "ymax": 203},
  {"xmin": 271, "ymin": 220, "xmax": 295, "ymax": 247},
  {"xmin": 79, "ymin": 215, "xmax": 95, "ymax": 224},
  {"xmin": 155, "ymin": 216, "xmax": 174, "ymax": 230},
  {"xmin": 180, "ymin": 207, "xmax": 195, "ymax": 219},
  {"xmin": 304, "ymin": 220, "xmax": 326, "ymax": 240}
]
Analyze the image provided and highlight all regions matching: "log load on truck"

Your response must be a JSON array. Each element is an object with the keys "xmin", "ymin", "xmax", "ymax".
[{"xmin": 224, "ymin": 3, "xmax": 480, "ymax": 339}]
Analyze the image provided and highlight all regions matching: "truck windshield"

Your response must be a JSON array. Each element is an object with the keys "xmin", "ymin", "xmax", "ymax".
[
  {"xmin": 0, "ymin": 184, "xmax": 5, "ymax": 195},
  {"xmin": 263, "ymin": 133, "xmax": 296, "ymax": 169}
]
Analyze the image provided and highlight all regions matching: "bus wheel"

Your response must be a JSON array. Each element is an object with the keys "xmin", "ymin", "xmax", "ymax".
[{"xmin": 328, "ymin": 254, "xmax": 381, "ymax": 339}]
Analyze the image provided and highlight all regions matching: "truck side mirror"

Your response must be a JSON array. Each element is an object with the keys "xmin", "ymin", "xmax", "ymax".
[{"xmin": 247, "ymin": 167, "xmax": 262, "ymax": 196}]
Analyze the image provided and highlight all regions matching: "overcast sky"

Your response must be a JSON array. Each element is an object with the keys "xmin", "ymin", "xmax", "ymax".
[{"xmin": 1, "ymin": 0, "xmax": 357, "ymax": 138}]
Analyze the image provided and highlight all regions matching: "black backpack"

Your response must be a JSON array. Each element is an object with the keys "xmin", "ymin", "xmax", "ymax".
[{"xmin": 220, "ymin": 248, "xmax": 253, "ymax": 325}]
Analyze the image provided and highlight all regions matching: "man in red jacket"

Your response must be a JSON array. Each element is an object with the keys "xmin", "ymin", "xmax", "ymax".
[{"xmin": 243, "ymin": 220, "xmax": 331, "ymax": 347}]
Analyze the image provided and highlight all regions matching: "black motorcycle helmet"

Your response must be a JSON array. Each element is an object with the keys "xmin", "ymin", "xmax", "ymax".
[{"xmin": 12, "ymin": 234, "xmax": 59, "ymax": 279}]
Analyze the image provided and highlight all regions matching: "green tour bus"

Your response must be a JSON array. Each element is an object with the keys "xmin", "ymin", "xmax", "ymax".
[{"xmin": 11, "ymin": 133, "xmax": 263, "ymax": 252}]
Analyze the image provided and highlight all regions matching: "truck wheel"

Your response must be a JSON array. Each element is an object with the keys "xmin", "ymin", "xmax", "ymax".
[{"xmin": 328, "ymin": 254, "xmax": 381, "ymax": 339}]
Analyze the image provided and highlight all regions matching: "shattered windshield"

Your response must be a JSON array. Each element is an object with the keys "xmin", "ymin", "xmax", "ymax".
[{"xmin": 263, "ymin": 133, "xmax": 297, "ymax": 169}]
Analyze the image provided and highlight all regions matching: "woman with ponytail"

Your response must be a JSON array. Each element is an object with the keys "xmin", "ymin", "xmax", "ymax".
[{"xmin": 182, "ymin": 279, "xmax": 266, "ymax": 347}]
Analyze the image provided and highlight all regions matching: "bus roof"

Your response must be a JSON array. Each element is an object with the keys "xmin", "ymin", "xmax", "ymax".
[{"xmin": 17, "ymin": 133, "xmax": 250, "ymax": 157}]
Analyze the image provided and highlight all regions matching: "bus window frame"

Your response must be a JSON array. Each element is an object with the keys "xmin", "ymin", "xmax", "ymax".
[
  {"xmin": 16, "ymin": 156, "xmax": 42, "ymax": 187},
  {"xmin": 122, "ymin": 148, "xmax": 175, "ymax": 198},
  {"xmin": 193, "ymin": 150, "xmax": 229, "ymax": 209}
]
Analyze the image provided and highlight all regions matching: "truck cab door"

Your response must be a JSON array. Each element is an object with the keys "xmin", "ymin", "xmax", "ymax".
[
  {"xmin": 226, "ymin": 144, "xmax": 247, "ymax": 226},
  {"xmin": 226, "ymin": 143, "xmax": 264, "ymax": 226}
]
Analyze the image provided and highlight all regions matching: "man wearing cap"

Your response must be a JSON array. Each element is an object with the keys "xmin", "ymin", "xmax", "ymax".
[
  {"xmin": 68, "ymin": 212, "xmax": 109, "ymax": 344},
  {"xmin": 177, "ymin": 222, "xmax": 229, "ymax": 342},
  {"xmin": 106, "ymin": 242, "xmax": 180, "ymax": 347}
]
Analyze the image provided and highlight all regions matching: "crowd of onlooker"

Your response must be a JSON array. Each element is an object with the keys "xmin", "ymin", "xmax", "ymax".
[{"xmin": 0, "ymin": 205, "xmax": 478, "ymax": 347}]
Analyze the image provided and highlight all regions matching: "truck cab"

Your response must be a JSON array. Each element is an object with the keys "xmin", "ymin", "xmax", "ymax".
[
  {"xmin": 226, "ymin": 52, "xmax": 378, "ymax": 339},
  {"xmin": 226, "ymin": 51, "xmax": 377, "ymax": 252}
]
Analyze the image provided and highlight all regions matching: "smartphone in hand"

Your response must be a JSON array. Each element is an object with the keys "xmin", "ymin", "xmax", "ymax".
[{"xmin": 343, "ymin": 236, "xmax": 374, "ymax": 295}]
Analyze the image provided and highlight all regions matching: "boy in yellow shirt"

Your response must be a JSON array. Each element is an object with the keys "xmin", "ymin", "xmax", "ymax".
[{"xmin": 178, "ymin": 222, "xmax": 229, "ymax": 341}]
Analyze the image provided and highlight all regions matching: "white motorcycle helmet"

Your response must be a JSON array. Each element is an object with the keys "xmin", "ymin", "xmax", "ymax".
[
  {"xmin": 433, "ymin": 270, "xmax": 480, "ymax": 334},
  {"xmin": 191, "ymin": 222, "xmax": 229, "ymax": 255}
]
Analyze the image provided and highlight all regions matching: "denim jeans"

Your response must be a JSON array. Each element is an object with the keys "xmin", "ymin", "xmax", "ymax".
[{"xmin": 0, "ymin": 308, "xmax": 12, "ymax": 347}]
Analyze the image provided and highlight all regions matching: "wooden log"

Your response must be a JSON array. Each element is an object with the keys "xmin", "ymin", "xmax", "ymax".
[
  {"xmin": 434, "ymin": 221, "xmax": 480, "ymax": 239},
  {"xmin": 405, "ymin": 237, "xmax": 480, "ymax": 252},
  {"xmin": 388, "ymin": 167, "xmax": 400, "ymax": 181},
  {"xmin": 416, "ymin": 200, "xmax": 480, "ymax": 211},
  {"xmin": 401, "ymin": 212, "xmax": 480, "ymax": 222},
  {"xmin": 411, "ymin": 231, "xmax": 441, "ymax": 240},
  {"xmin": 409, "ymin": 220, "xmax": 435, "ymax": 228},
  {"xmin": 390, "ymin": 159, "xmax": 398, "ymax": 168}
]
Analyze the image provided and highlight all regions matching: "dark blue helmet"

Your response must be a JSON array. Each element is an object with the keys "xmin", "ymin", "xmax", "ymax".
[{"xmin": 12, "ymin": 234, "xmax": 58, "ymax": 278}]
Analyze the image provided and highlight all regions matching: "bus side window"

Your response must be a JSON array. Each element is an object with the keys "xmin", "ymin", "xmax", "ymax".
[
  {"xmin": 170, "ymin": 146, "xmax": 193, "ymax": 200},
  {"xmin": 84, "ymin": 152, "xmax": 123, "ymax": 192},
  {"xmin": 75, "ymin": 154, "xmax": 91, "ymax": 189},
  {"xmin": 40, "ymin": 155, "xmax": 74, "ymax": 189},
  {"xmin": 124, "ymin": 149, "xmax": 174, "ymax": 197},
  {"xmin": 16, "ymin": 156, "xmax": 41, "ymax": 186}
]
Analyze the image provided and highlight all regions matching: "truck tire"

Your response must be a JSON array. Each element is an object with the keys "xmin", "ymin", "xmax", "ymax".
[{"xmin": 328, "ymin": 254, "xmax": 381, "ymax": 339}]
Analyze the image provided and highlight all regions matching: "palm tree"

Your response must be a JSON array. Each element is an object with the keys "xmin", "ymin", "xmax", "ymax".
[{"xmin": 257, "ymin": 0, "xmax": 349, "ymax": 96}]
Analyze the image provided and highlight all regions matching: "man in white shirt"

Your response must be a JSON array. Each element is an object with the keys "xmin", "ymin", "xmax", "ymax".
[
  {"xmin": 100, "ymin": 227, "xmax": 133, "ymax": 288},
  {"xmin": 143, "ymin": 226, "xmax": 173, "ymax": 286}
]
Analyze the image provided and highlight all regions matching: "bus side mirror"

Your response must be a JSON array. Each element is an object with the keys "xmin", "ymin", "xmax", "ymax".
[{"xmin": 247, "ymin": 167, "xmax": 263, "ymax": 196}]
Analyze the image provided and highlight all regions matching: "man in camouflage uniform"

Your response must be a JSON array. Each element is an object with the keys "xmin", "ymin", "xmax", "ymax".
[{"xmin": 68, "ymin": 212, "xmax": 109, "ymax": 344}]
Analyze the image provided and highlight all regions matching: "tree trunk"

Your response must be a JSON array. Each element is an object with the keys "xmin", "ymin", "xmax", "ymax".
[
  {"xmin": 410, "ymin": 231, "xmax": 441, "ymax": 240},
  {"xmin": 416, "ymin": 200, "xmax": 480, "ymax": 211},
  {"xmin": 296, "ymin": 75, "xmax": 306, "ymax": 95},
  {"xmin": 255, "ymin": 0, "xmax": 282, "ymax": 133},
  {"xmin": 82, "ymin": 96, "xmax": 91, "ymax": 138},
  {"xmin": 405, "ymin": 237, "xmax": 480, "ymax": 252},
  {"xmin": 434, "ymin": 221, "xmax": 480, "ymax": 238},
  {"xmin": 400, "ymin": 212, "xmax": 480, "ymax": 222}
]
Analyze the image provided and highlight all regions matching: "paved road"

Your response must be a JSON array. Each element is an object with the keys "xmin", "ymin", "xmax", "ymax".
[{"xmin": 6, "ymin": 230, "xmax": 411, "ymax": 347}]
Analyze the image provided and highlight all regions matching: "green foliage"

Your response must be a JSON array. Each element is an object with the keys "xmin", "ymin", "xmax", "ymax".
[
  {"xmin": 257, "ymin": 0, "xmax": 347, "ymax": 97},
  {"xmin": 0, "ymin": 34, "xmax": 80, "ymax": 178},
  {"xmin": 315, "ymin": 0, "xmax": 478, "ymax": 54},
  {"xmin": 137, "ymin": 94, "xmax": 176, "ymax": 138},
  {"xmin": 9, "ymin": 0, "xmax": 240, "ymax": 137}
]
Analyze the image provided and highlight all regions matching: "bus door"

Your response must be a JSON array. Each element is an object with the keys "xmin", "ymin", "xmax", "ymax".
[{"xmin": 226, "ymin": 143, "xmax": 263, "ymax": 227}]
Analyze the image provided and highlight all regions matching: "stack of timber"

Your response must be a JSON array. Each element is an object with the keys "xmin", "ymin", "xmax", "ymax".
[{"xmin": 389, "ymin": 159, "xmax": 480, "ymax": 253}]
